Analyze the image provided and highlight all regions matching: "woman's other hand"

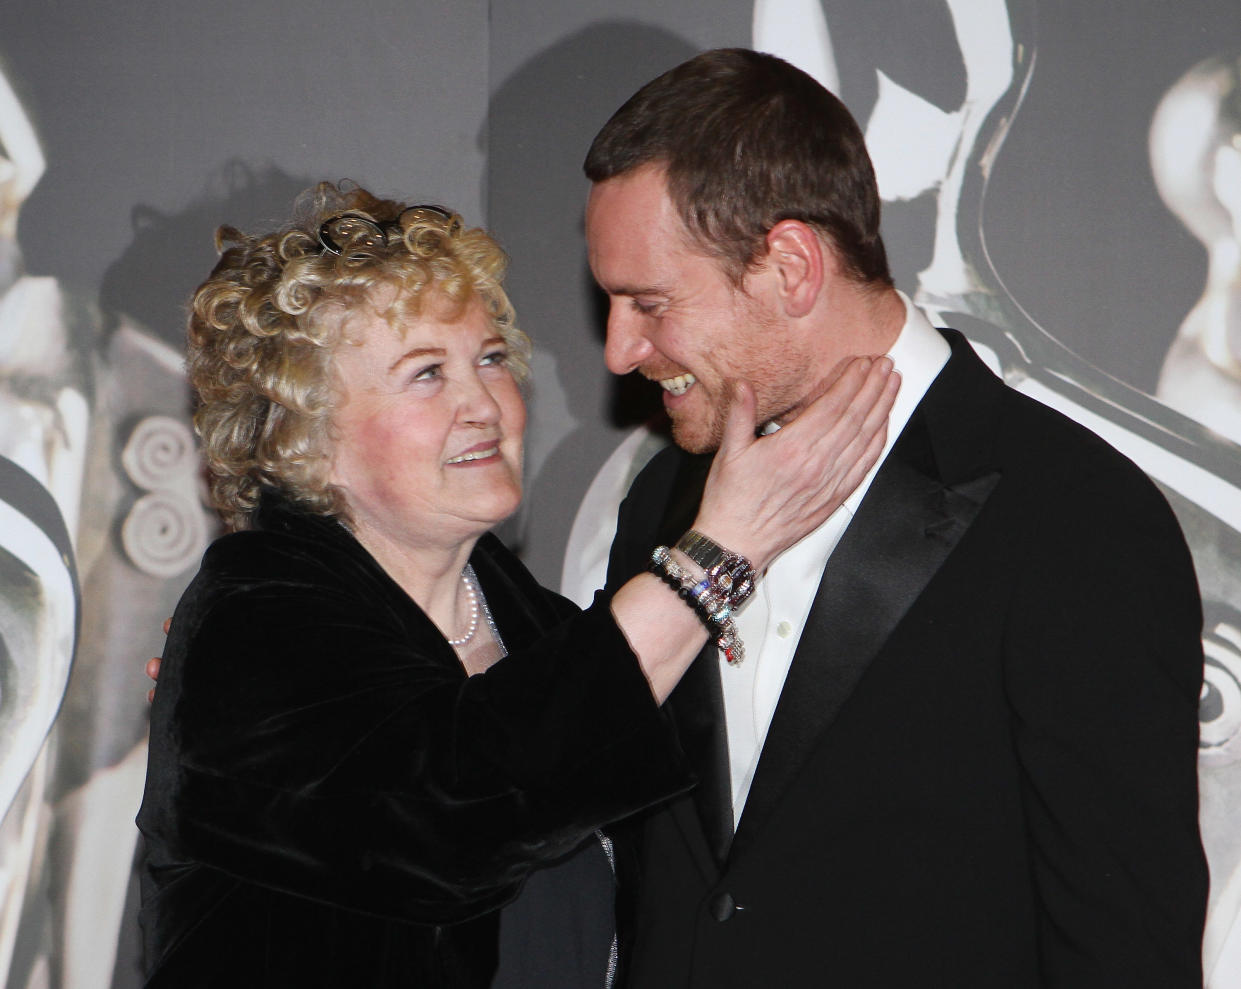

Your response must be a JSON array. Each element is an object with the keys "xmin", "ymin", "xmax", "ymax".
[{"xmin": 145, "ymin": 617, "xmax": 171, "ymax": 703}]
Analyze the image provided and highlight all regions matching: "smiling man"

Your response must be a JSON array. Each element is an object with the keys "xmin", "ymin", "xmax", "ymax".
[
  {"xmin": 585, "ymin": 162, "xmax": 902, "ymax": 455},
  {"xmin": 587, "ymin": 48, "xmax": 1207, "ymax": 988}
]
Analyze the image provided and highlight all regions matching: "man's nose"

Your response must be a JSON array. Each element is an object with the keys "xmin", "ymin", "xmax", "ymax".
[{"xmin": 603, "ymin": 306, "xmax": 654, "ymax": 375}]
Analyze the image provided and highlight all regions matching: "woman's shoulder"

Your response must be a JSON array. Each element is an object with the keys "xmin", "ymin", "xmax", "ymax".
[
  {"xmin": 182, "ymin": 501, "xmax": 413, "ymax": 647},
  {"xmin": 168, "ymin": 505, "xmax": 443, "ymax": 695},
  {"xmin": 201, "ymin": 497, "xmax": 375, "ymax": 584}
]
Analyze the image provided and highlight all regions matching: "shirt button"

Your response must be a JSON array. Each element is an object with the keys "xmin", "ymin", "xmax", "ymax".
[
  {"xmin": 708, "ymin": 892, "xmax": 738, "ymax": 922},
  {"xmin": 776, "ymin": 620, "xmax": 793, "ymax": 638}
]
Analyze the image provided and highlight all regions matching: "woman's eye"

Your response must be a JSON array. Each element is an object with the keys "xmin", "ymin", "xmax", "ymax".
[
  {"xmin": 412, "ymin": 363, "xmax": 442, "ymax": 382},
  {"xmin": 480, "ymin": 350, "xmax": 509, "ymax": 367}
]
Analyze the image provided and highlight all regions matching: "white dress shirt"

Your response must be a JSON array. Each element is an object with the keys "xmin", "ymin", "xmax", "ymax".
[{"xmin": 722, "ymin": 292, "xmax": 951, "ymax": 828}]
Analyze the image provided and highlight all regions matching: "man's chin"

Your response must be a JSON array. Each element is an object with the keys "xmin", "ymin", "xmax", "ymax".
[{"xmin": 669, "ymin": 416, "xmax": 724, "ymax": 455}]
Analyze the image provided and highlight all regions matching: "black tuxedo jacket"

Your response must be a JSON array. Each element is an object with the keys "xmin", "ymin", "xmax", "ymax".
[{"xmin": 605, "ymin": 331, "xmax": 1207, "ymax": 988}]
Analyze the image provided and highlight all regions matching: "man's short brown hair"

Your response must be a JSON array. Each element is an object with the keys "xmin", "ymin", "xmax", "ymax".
[{"xmin": 584, "ymin": 48, "xmax": 891, "ymax": 287}]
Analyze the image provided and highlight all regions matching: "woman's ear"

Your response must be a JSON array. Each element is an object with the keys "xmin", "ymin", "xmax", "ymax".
[{"xmin": 763, "ymin": 219, "xmax": 828, "ymax": 318}]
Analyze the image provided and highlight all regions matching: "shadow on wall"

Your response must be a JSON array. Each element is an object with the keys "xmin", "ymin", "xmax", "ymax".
[
  {"xmin": 64, "ymin": 161, "xmax": 312, "ymax": 795},
  {"xmin": 99, "ymin": 162, "xmax": 310, "ymax": 353},
  {"xmin": 483, "ymin": 23, "xmax": 694, "ymax": 582}
]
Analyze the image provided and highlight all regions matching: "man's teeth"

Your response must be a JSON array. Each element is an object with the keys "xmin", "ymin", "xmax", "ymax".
[
  {"xmin": 660, "ymin": 373, "xmax": 696, "ymax": 396},
  {"xmin": 447, "ymin": 446, "xmax": 498, "ymax": 464}
]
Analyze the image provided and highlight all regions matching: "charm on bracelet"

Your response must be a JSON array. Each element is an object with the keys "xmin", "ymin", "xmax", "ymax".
[{"xmin": 649, "ymin": 544, "xmax": 750, "ymax": 666}]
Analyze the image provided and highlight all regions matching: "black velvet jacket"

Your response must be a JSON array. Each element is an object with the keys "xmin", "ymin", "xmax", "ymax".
[{"xmin": 137, "ymin": 496, "xmax": 690, "ymax": 988}]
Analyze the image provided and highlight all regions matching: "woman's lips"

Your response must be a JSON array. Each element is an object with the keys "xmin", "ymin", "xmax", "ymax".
[{"xmin": 445, "ymin": 441, "xmax": 501, "ymax": 465}]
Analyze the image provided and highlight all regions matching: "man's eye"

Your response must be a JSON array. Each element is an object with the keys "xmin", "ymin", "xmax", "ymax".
[{"xmin": 630, "ymin": 299, "xmax": 660, "ymax": 316}]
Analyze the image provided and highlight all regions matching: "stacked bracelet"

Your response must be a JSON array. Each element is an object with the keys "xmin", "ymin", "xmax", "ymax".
[
  {"xmin": 675, "ymin": 530, "xmax": 757, "ymax": 611},
  {"xmin": 649, "ymin": 543, "xmax": 751, "ymax": 666}
]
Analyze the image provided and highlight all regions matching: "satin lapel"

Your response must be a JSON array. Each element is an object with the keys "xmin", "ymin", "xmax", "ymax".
[
  {"xmin": 655, "ymin": 454, "xmax": 736, "ymax": 873},
  {"xmin": 728, "ymin": 349, "xmax": 1001, "ymax": 862}
]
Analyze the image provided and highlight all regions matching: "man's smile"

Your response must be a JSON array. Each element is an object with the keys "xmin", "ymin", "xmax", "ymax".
[{"xmin": 658, "ymin": 372, "xmax": 697, "ymax": 396}]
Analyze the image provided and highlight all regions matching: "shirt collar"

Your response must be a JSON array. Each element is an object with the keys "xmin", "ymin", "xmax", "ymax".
[{"xmin": 840, "ymin": 290, "xmax": 951, "ymax": 514}]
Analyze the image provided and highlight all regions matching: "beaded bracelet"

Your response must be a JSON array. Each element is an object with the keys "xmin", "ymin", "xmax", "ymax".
[{"xmin": 649, "ymin": 545, "xmax": 746, "ymax": 666}]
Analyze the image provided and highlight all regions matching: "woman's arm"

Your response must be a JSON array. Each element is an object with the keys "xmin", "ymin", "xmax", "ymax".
[{"xmin": 148, "ymin": 541, "xmax": 686, "ymax": 926}]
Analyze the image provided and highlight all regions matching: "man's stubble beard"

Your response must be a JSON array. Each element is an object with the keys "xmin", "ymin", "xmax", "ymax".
[
  {"xmin": 663, "ymin": 296, "xmax": 808, "ymax": 455},
  {"xmin": 668, "ymin": 402, "xmax": 727, "ymax": 455},
  {"xmin": 667, "ymin": 381, "xmax": 801, "ymax": 456}
]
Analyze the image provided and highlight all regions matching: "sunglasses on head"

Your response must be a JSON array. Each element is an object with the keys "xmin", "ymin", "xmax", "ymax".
[{"xmin": 317, "ymin": 204, "xmax": 455, "ymax": 256}]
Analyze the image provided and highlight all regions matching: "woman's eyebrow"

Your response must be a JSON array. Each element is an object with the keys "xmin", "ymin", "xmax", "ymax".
[{"xmin": 388, "ymin": 346, "xmax": 446, "ymax": 373}]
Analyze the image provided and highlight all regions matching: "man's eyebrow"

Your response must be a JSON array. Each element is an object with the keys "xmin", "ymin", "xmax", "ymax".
[
  {"xmin": 388, "ymin": 346, "xmax": 446, "ymax": 372},
  {"xmin": 601, "ymin": 281, "xmax": 669, "ymax": 297}
]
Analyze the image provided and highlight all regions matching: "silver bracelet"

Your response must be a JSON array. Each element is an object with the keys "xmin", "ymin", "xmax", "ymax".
[
  {"xmin": 650, "ymin": 545, "xmax": 746, "ymax": 666},
  {"xmin": 674, "ymin": 529, "xmax": 757, "ymax": 612}
]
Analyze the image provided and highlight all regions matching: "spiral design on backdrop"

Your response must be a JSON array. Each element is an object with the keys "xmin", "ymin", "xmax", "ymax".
[
  {"xmin": 120, "ymin": 490, "xmax": 205, "ymax": 579},
  {"xmin": 119, "ymin": 416, "xmax": 207, "ymax": 578},
  {"xmin": 120, "ymin": 415, "xmax": 197, "ymax": 491},
  {"xmin": 1201, "ymin": 619, "xmax": 1241, "ymax": 768}
]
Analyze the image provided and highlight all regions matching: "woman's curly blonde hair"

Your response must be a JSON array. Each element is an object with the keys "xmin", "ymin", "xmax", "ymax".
[{"xmin": 188, "ymin": 181, "xmax": 531, "ymax": 531}]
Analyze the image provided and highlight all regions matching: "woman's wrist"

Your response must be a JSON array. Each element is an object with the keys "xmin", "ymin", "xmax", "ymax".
[
  {"xmin": 684, "ymin": 516, "xmax": 770, "ymax": 576},
  {"xmin": 646, "ymin": 531, "xmax": 759, "ymax": 667},
  {"xmin": 673, "ymin": 530, "xmax": 757, "ymax": 612}
]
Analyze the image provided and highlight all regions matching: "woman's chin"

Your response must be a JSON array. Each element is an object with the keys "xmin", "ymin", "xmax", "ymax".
[{"xmin": 464, "ymin": 483, "xmax": 523, "ymax": 534}]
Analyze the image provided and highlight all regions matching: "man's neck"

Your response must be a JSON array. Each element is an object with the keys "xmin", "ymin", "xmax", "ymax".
[
  {"xmin": 783, "ymin": 283, "xmax": 906, "ymax": 415},
  {"xmin": 836, "ymin": 283, "xmax": 906, "ymax": 356}
]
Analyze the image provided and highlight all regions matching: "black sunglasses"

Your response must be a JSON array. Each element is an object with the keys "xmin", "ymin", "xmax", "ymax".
[{"xmin": 317, "ymin": 204, "xmax": 455, "ymax": 256}]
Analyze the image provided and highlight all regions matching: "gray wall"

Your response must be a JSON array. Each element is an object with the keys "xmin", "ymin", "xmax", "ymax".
[{"xmin": 6, "ymin": 0, "xmax": 489, "ymax": 351}]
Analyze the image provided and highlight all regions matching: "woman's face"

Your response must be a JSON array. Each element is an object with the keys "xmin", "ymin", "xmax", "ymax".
[{"xmin": 328, "ymin": 292, "xmax": 526, "ymax": 556}]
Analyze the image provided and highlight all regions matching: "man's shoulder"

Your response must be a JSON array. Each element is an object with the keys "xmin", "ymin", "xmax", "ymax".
[
  {"xmin": 992, "ymin": 379, "xmax": 1155, "ymax": 492},
  {"xmin": 935, "ymin": 332, "xmax": 1157, "ymax": 493},
  {"xmin": 625, "ymin": 442, "xmax": 696, "ymax": 500},
  {"xmin": 966, "ymin": 374, "xmax": 1186, "ymax": 551},
  {"xmin": 617, "ymin": 445, "xmax": 711, "ymax": 536}
]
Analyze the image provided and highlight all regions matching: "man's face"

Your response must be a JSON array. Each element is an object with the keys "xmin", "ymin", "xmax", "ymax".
[{"xmin": 585, "ymin": 165, "xmax": 806, "ymax": 453}]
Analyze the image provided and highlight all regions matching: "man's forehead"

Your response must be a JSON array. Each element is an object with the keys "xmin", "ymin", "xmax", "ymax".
[
  {"xmin": 586, "ymin": 170, "xmax": 725, "ymax": 283},
  {"xmin": 586, "ymin": 165, "xmax": 675, "ymax": 226}
]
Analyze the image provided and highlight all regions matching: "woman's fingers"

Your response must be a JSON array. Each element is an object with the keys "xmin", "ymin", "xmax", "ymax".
[
  {"xmin": 716, "ymin": 378, "xmax": 759, "ymax": 461},
  {"xmin": 146, "ymin": 646, "xmax": 165, "ymax": 704},
  {"xmin": 792, "ymin": 356, "xmax": 894, "ymax": 444},
  {"xmin": 773, "ymin": 357, "xmax": 896, "ymax": 502},
  {"xmin": 834, "ymin": 383, "xmax": 895, "ymax": 499},
  {"xmin": 694, "ymin": 356, "xmax": 900, "ymax": 571},
  {"xmin": 823, "ymin": 360, "xmax": 900, "ymax": 495}
]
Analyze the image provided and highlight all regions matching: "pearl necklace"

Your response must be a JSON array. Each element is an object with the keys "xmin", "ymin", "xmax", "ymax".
[{"xmin": 446, "ymin": 566, "xmax": 480, "ymax": 647}]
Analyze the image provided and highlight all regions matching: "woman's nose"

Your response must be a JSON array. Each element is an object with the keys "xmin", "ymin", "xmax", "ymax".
[{"xmin": 459, "ymin": 373, "xmax": 503, "ymax": 424}]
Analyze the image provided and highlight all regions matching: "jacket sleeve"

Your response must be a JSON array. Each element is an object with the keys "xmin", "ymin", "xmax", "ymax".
[
  {"xmin": 155, "ymin": 551, "xmax": 691, "ymax": 925},
  {"xmin": 1002, "ymin": 458, "xmax": 1207, "ymax": 987}
]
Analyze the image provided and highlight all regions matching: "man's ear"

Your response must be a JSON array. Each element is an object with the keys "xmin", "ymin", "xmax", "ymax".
[{"xmin": 763, "ymin": 219, "xmax": 829, "ymax": 318}]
